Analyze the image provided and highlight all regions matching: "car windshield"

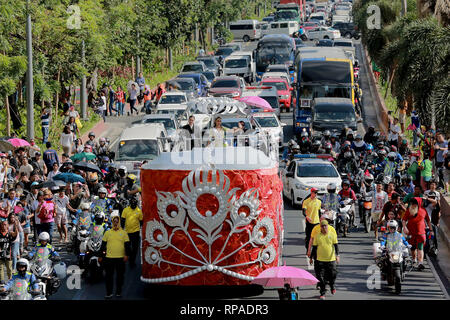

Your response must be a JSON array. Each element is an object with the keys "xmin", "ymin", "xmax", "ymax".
[
  {"xmin": 261, "ymin": 81, "xmax": 287, "ymax": 90},
  {"xmin": 300, "ymin": 85, "xmax": 351, "ymax": 99},
  {"xmin": 211, "ymin": 80, "xmax": 239, "ymax": 88},
  {"xmin": 225, "ymin": 59, "xmax": 248, "ymax": 68},
  {"xmin": 143, "ymin": 118, "xmax": 176, "ymax": 129},
  {"xmin": 157, "ymin": 109, "xmax": 186, "ymax": 118},
  {"xmin": 297, "ymin": 164, "xmax": 339, "ymax": 177},
  {"xmin": 311, "ymin": 16, "xmax": 324, "ymax": 20},
  {"xmin": 260, "ymin": 96, "xmax": 279, "ymax": 110},
  {"xmin": 117, "ymin": 139, "xmax": 159, "ymax": 161},
  {"xmin": 159, "ymin": 95, "xmax": 186, "ymax": 104},
  {"xmin": 334, "ymin": 42, "xmax": 353, "ymax": 47},
  {"xmin": 202, "ymin": 72, "xmax": 215, "ymax": 81},
  {"xmin": 314, "ymin": 109, "xmax": 356, "ymax": 122},
  {"xmin": 221, "ymin": 119, "xmax": 249, "ymax": 130},
  {"xmin": 215, "ymin": 48, "xmax": 234, "ymax": 56},
  {"xmin": 179, "ymin": 75, "xmax": 200, "ymax": 85},
  {"xmin": 267, "ymin": 67, "xmax": 287, "ymax": 73},
  {"xmin": 198, "ymin": 59, "xmax": 215, "ymax": 68},
  {"xmin": 176, "ymin": 80, "xmax": 195, "ymax": 90},
  {"xmin": 254, "ymin": 116, "xmax": 279, "ymax": 127},
  {"xmin": 182, "ymin": 64, "xmax": 203, "ymax": 72},
  {"xmin": 317, "ymin": 41, "xmax": 333, "ymax": 47},
  {"xmin": 275, "ymin": 11, "xmax": 298, "ymax": 20}
]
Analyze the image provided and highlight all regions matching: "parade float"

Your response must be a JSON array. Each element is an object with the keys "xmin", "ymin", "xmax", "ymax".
[{"xmin": 140, "ymin": 98, "xmax": 284, "ymax": 285}]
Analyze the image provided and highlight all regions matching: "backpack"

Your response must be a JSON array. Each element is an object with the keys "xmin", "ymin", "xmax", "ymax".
[{"xmin": 38, "ymin": 201, "xmax": 54, "ymax": 221}]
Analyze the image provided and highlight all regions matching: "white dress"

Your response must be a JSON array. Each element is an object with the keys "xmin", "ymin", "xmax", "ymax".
[{"xmin": 208, "ymin": 127, "xmax": 226, "ymax": 147}]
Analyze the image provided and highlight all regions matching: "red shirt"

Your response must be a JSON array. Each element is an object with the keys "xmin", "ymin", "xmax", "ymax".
[
  {"xmin": 116, "ymin": 90, "xmax": 125, "ymax": 103},
  {"xmin": 402, "ymin": 198, "xmax": 430, "ymax": 236}
]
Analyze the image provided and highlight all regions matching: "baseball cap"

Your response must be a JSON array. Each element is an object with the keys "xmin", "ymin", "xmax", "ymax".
[
  {"xmin": 311, "ymin": 188, "xmax": 318, "ymax": 193},
  {"xmin": 320, "ymin": 220, "xmax": 329, "ymax": 226}
]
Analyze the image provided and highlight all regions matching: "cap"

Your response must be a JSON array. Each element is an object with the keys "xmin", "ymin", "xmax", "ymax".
[
  {"xmin": 320, "ymin": 220, "xmax": 329, "ymax": 226},
  {"xmin": 310, "ymin": 188, "xmax": 318, "ymax": 193}
]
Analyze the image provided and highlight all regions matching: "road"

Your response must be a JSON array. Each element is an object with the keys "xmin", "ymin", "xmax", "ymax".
[{"xmin": 51, "ymin": 40, "xmax": 449, "ymax": 300}]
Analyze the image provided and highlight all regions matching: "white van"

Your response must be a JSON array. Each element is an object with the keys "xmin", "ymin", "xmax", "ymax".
[
  {"xmin": 229, "ymin": 20, "xmax": 261, "ymax": 42},
  {"xmin": 114, "ymin": 123, "xmax": 170, "ymax": 177},
  {"xmin": 261, "ymin": 21, "xmax": 299, "ymax": 37},
  {"xmin": 229, "ymin": 51, "xmax": 256, "ymax": 83}
]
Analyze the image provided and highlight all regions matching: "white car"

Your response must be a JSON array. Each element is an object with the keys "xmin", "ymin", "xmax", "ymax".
[
  {"xmin": 261, "ymin": 72, "xmax": 291, "ymax": 85},
  {"xmin": 250, "ymin": 112, "xmax": 285, "ymax": 148},
  {"xmin": 281, "ymin": 157, "xmax": 342, "ymax": 208},
  {"xmin": 156, "ymin": 91, "xmax": 188, "ymax": 108},
  {"xmin": 307, "ymin": 26, "xmax": 341, "ymax": 40}
]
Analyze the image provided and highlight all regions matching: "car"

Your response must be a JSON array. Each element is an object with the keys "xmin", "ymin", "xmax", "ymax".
[
  {"xmin": 173, "ymin": 77, "xmax": 199, "ymax": 101},
  {"xmin": 332, "ymin": 38, "xmax": 356, "ymax": 64},
  {"xmin": 208, "ymin": 76, "xmax": 246, "ymax": 99},
  {"xmin": 138, "ymin": 114, "xmax": 179, "ymax": 140},
  {"xmin": 311, "ymin": 98, "xmax": 359, "ymax": 133},
  {"xmin": 265, "ymin": 64, "xmax": 292, "ymax": 82},
  {"xmin": 300, "ymin": 21, "xmax": 320, "ymax": 31},
  {"xmin": 309, "ymin": 12, "xmax": 327, "ymax": 25},
  {"xmin": 222, "ymin": 55, "xmax": 252, "ymax": 83},
  {"xmin": 180, "ymin": 61, "xmax": 208, "ymax": 74},
  {"xmin": 316, "ymin": 39, "xmax": 334, "ymax": 47},
  {"xmin": 242, "ymin": 85, "xmax": 281, "ymax": 118},
  {"xmin": 201, "ymin": 71, "xmax": 216, "ymax": 87},
  {"xmin": 214, "ymin": 46, "xmax": 236, "ymax": 64},
  {"xmin": 196, "ymin": 56, "xmax": 221, "ymax": 75},
  {"xmin": 156, "ymin": 104, "xmax": 192, "ymax": 127},
  {"xmin": 250, "ymin": 112, "xmax": 285, "ymax": 148},
  {"xmin": 156, "ymin": 92, "xmax": 188, "ymax": 108},
  {"xmin": 281, "ymin": 157, "xmax": 342, "ymax": 208},
  {"xmin": 176, "ymin": 73, "xmax": 209, "ymax": 97},
  {"xmin": 332, "ymin": 22, "xmax": 360, "ymax": 39},
  {"xmin": 223, "ymin": 42, "xmax": 243, "ymax": 52},
  {"xmin": 260, "ymin": 77, "xmax": 293, "ymax": 112},
  {"xmin": 261, "ymin": 72, "xmax": 291, "ymax": 86},
  {"xmin": 307, "ymin": 26, "xmax": 341, "ymax": 40},
  {"xmin": 114, "ymin": 123, "xmax": 170, "ymax": 177}
]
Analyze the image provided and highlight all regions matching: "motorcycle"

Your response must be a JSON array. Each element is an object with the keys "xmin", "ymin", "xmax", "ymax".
[
  {"xmin": 357, "ymin": 193, "xmax": 373, "ymax": 233},
  {"xmin": 71, "ymin": 208, "xmax": 93, "ymax": 256},
  {"xmin": 0, "ymin": 279, "xmax": 46, "ymax": 300},
  {"xmin": 85, "ymin": 223, "xmax": 107, "ymax": 282},
  {"xmin": 321, "ymin": 209, "xmax": 337, "ymax": 229},
  {"xmin": 29, "ymin": 248, "xmax": 63, "ymax": 298},
  {"xmin": 336, "ymin": 199, "xmax": 353, "ymax": 237},
  {"xmin": 374, "ymin": 240, "xmax": 413, "ymax": 294}
]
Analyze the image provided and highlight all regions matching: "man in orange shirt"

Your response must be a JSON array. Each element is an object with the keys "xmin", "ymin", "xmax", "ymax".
[{"xmin": 115, "ymin": 86, "xmax": 125, "ymax": 116}]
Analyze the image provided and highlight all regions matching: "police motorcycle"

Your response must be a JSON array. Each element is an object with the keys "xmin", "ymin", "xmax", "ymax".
[
  {"xmin": 83, "ymin": 212, "xmax": 108, "ymax": 282},
  {"xmin": 336, "ymin": 198, "xmax": 353, "ymax": 237},
  {"xmin": 29, "ymin": 248, "xmax": 65, "ymax": 298},
  {"xmin": 71, "ymin": 202, "xmax": 94, "ymax": 266},
  {"xmin": 0, "ymin": 259, "xmax": 46, "ymax": 300},
  {"xmin": 321, "ymin": 183, "xmax": 340, "ymax": 229},
  {"xmin": 357, "ymin": 173, "xmax": 375, "ymax": 233},
  {"xmin": 373, "ymin": 220, "xmax": 413, "ymax": 294}
]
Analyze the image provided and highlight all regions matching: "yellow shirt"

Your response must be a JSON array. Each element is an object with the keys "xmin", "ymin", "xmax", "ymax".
[
  {"xmin": 311, "ymin": 224, "xmax": 337, "ymax": 240},
  {"xmin": 121, "ymin": 207, "xmax": 143, "ymax": 233},
  {"xmin": 313, "ymin": 230, "xmax": 338, "ymax": 262},
  {"xmin": 302, "ymin": 198, "xmax": 321, "ymax": 224},
  {"xmin": 102, "ymin": 228, "xmax": 130, "ymax": 258}
]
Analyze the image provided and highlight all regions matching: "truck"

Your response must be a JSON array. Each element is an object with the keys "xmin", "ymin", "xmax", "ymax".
[{"xmin": 277, "ymin": 0, "xmax": 306, "ymax": 22}]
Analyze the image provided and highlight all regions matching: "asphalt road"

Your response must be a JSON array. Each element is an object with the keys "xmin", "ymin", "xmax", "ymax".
[{"xmin": 50, "ymin": 39, "xmax": 449, "ymax": 300}]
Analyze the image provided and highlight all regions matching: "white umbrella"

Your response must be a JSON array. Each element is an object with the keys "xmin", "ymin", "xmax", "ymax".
[{"xmin": 127, "ymin": 80, "xmax": 139, "ymax": 93}]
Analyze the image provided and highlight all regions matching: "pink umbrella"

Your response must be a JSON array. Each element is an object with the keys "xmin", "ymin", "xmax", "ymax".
[
  {"xmin": 7, "ymin": 138, "xmax": 30, "ymax": 147},
  {"xmin": 239, "ymin": 96, "xmax": 274, "ymax": 112},
  {"xmin": 251, "ymin": 264, "xmax": 318, "ymax": 287}
]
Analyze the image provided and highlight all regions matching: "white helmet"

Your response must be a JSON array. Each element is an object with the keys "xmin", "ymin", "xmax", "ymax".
[
  {"xmin": 119, "ymin": 165, "xmax": 127, "ymax": 174},
  {"xmin": 98, "ymin": 187, "xmax": 107, "ymax": 194},
  {"xmin": 38, "ymin": 232, "xmax": 50, "ymax": 242},
  {"xmin": 327, "ymin": 183, "xmax": 336, "ymax": 193},
  {"xmin": 81, "ymin": 202, "xmax": 91, "ymax": 210},
  {"xmin": 111, "ymin": 210, "xmax": 120, "ymax": 221},
  {"xmin": 387, "ymin": 220, "xmax": 398, "ymax": 229},
  {"xmin": 16, "ymin": 258, "xmax": 29, "ymax": 271}
]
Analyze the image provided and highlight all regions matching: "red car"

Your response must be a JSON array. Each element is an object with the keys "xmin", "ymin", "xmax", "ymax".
[
  {"xmin": 208, "ymin": 76, "xmax": 246, "ymax": 99},
  {"xmin": 260, "ymin": 77, "xmax": 294, "ymax": 112},
  {"xmin": 301, "ymin": 21, "xmax": 320, "ymax": 31}
]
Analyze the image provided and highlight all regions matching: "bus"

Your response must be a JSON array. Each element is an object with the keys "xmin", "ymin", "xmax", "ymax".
[
  {"xmin": 254, "ymin": 34, "xmax": 296, "ymax": 81},
  {"xmin": 293, "ymin": 47, "xmax": 354, "ymax": 136}
]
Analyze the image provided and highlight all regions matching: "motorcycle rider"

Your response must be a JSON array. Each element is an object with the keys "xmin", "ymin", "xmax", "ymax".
[
  {"xmin": 372, "ymin": 182, "xmax": 388, "ymax": 240},
  {"xmin": 363, "ymin": 144, "xmax": 377, "ymax": 171},
  {"xmin": 380, "ymin": 220, "xmax": 410, "ymax": 256},
  {"xmin": 85, "ymin": 132, "xmax": 96, "ymax": 149},
  {"xmin": 338, "ymin": 142, "xmax": 358, "ymax": 173},
  {"xmin": 95, "ymin": 138, "xmax": 110, "ymax": 158},
  {"xmin": 359, "ymin": 173, "xmax": 375, "ymax": 225},
  {"xmin": 376, "ymin": 140, "xmax": 389, "ymax": 155},
  {"xmin": 345, "ymin": 129, "xmax": 355, "ymax": 144},
  {"xmin": 299, "ymin": 131, "xmax": 311, "ymax": 154},
  {"xmin": 122, "ymin": 174, "xmax": 140, "ymax": 201},
  {"xmin": 0, "ymin": 259, "xmax": 39, "ymax": 294},
  {"xmin": 382, "ymin": 152, "xmax": 398, "ymax": 182},
  {"xmin": 329, "ymin": 133, "xmax": 341, "ymax": 154},
  {"xmin": 338, "ymin": 180, "xmax": 357, "ymax": 227},
  {"xmin": 363, "ymin": 126, "xmax": 377, "ymax": 145},
  {"xmin": 286, "ymin": 143, "xmax": 300, "ymax": 167},
  {"xmin": 374, "ymin": 149, "xmax": 387, "ymax": 175},
  {"xmin": 117, "ymin": 166, "xmax": 128, "ymax": 193},
  {"xmin": 282, "ymin": 139, "xmax": 296, "ymax": 162},
  {"xmin": 311, "ymin": 140, "xmax": 325, "ymax": 154},
  {"xmin": 351, "ymin": 134, "xmax": 367, "ymax": 154},
  {"xmin": 390, "ymin": 146, "xmax": 404, "ymax": 163},
  {"xmin": 321, "ymin": 130, "xmax": 331, "ymax": 146},
  {"xmin": 91, "ymin": 187, "xmax": 114, "ymax": 215},
  {"xmin": 398, "ymin": 139, "xmax": 411, "ymax": 157},
  {"xmin": 321, "ymin": 183, "xmax": 340, "ymax": 214},
  {"xmin": 324, "ymin": 143, "xmax": 337, "ymax": 161},
  {"xmin": 28, "ymin": 232, "xmax": 60, "ymax": 259},
  {"xmin": 399, "ymin": 176, "xmax": 415, "ymax": 197}
]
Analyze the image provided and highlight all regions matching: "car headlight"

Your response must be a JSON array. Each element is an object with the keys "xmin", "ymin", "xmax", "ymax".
[{"xmin": 281, "ymin": 95, "xmax": 289, "ymax": 99}]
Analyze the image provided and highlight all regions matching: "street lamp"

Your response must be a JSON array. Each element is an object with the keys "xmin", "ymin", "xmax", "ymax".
[{"xmin": 26, "ymin": 0, "xmax": 34, "ymax": 140}]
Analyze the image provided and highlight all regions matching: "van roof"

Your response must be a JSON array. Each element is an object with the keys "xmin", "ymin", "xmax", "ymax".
[
  {"xmin": 230, "ymin": 20, "xmax": 258, "ymax": 24},
  {"xmin": 298, "ymin": 47, "xmax": 350, "ymax": 60},
  {"xmin": 120, "ymin": 123, "xmax": 166, "ymax": 141}
]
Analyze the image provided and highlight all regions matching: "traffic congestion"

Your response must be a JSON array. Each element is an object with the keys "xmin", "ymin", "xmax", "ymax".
[{"xmin": 0, "ymin": 0, "xmax": 448, "ymax": 302}]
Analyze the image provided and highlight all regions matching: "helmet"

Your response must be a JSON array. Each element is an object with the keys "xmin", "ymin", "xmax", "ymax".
[
  {"xmin": 323, "ymin": 130, "xmax": 331, "ymax": 137},
  {"xmin": 313, "ymin": 140, "xmax": 321, "ymax": 147},
  {"xmin": 377, "ymin": 140, "xmax": 384, "ymax": 147},
  {"xmin": 88, "ymin": 132, "xmax": 95, "ymax": 137},
  {"xmin": 387, "ymin": 152, "xmax": 396, "ymax": 161},
  {"xmin": 378, "ymin": 149, "xmax": 387, "ymax": 156},
  {"xmin": 94, "ymin": 212, "xmax": 105, "ymax": 225},
  {"xmin": 327, "ymin": 183, "xmax": 336, "ymax": 193},
  {"xmin": 402, "ymin": 175, "xmax": 412, "ymax": 183},
  {"xmin": 342, "ymin": 180, "xmax": 350, "ymax": 187},
  {"xmin": 301, "ymin": 131, "xmax": 308, "ymax": 138},
  {"xmin": 288, "ymin": 139, "xmax": 296, "ymax": 148},
  {"xmin": 401, "ymin": 139, "xmax": 407, "ymax": 145},
  {"xmin": 324, "ymin": 142, "xmax": 332, "ymax": 150},
  {"xmin": 16, "ymin": 258, "xmax": 29, "ymax": 275},
  {"xmin": 99, "ymin": 137, "xmax": 106, "ymax": 143},
  {"xmin": 391, "ymin": 145, "xmax": 397, "ymax": 152},
  {"xmin": 343, "ymin": 140, "xmax": 351, "ymax": 147},
  {"xmin": 331, "ymin": 133, "xmax": 338, "ymax": 139},
  {"xmin": 346, "ymin": 129, "xmax": 354, "ymax": 136},
  {"xmin": 81, "ymin": 202, "xmax": 90, "ymax": 210},
  {"xmin": 98, "ymin": 187, "xmax": 107, "ymax": 194},
  {"xmin": 355, "ymin": 133, "xmax": 362, "ymax": 140},
  {"xmin": 118, "ymin": 165, "xmax": 127, "ymax": 174},
  {"xmin": 364, "ymin": 174, "xmax": 374, "ymax": 184},
  {"xmin": 127, "ymin": 174, "xmax": 137, "ymax": 183},
  {"xmin": 102, "ymin": 156, "xmax": 110, "ymax": 162},
  {"xmin": 387, "ymin": 220, "xmax": 398, "ymax": 229},
  {"xmin": 366, "ymin": 144, "xmax": 374, "ymax": 151},
  {"xmin": 292, "ymin": 143, "xmax": 300, "ymax": 151},
  {"xmin": 38, "ymin": 232, "xmax": 50, "ymax": 242}
]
